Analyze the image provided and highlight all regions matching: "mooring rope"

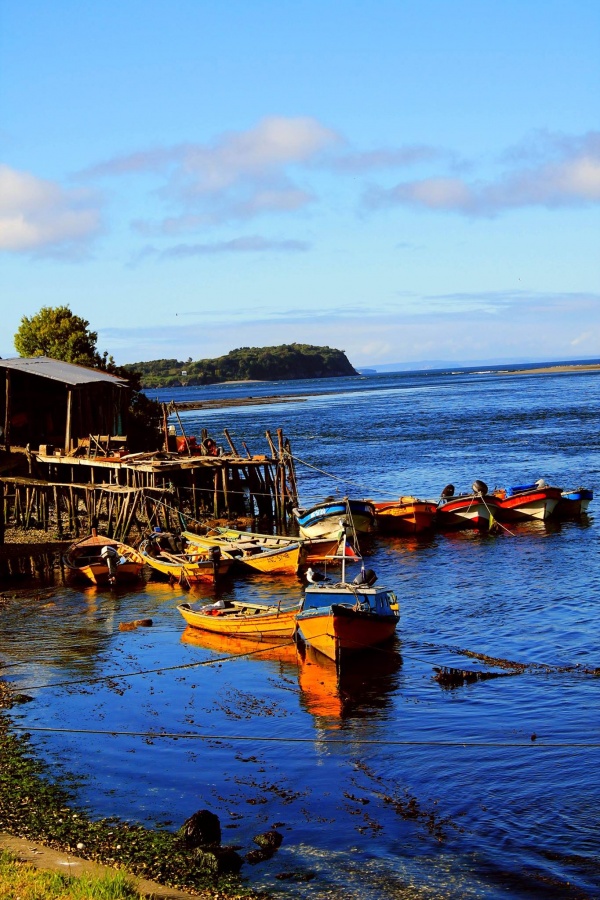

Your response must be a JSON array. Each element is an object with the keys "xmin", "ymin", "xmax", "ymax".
[
  {"xmin": 290, "ymin": 454, "xmax": 368, "ymax": 492},
  {"xmin": 8, "ymin": 724, "xmax": 600, "ymax": 749},
  {"xmin": 13, "ymin": 641, "xmax": 299, "ymax": 693}
]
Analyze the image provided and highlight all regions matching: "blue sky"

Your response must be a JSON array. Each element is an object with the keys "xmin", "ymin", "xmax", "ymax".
[{"xmin": 1, "ymin": 1, "xmax": 599, "ymax": 368}]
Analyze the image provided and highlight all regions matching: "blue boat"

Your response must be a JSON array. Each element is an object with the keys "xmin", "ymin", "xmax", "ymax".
[
  {"xmin": 292, "ymin": 496, "xmax": 376, "ymax": 539},
  {"xmin": 554, "ymin": 487, "xmax": 593, "ymax": 518}
]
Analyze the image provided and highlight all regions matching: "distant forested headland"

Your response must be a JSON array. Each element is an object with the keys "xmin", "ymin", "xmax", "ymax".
[{"xmin": 124, "ymin": 344, "xmax": 358, "ymax": 388}]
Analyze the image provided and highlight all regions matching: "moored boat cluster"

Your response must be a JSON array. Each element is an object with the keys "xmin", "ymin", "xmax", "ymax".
[
  {"xmin": 63, "ymin": 477, "xmax": 591, "ymax": 666},
  {"xmin": 295, "ymin": 479, "xmax": 592, "ymax": 536}
]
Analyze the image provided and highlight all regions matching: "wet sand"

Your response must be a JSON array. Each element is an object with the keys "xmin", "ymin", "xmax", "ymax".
[
  {"xmin": 174, "ymin": 394, "xmax": 308, "ymax": 410},
  {"xmin": 500, "ymin": 363, "xmax": 600, "ymax": 375}
]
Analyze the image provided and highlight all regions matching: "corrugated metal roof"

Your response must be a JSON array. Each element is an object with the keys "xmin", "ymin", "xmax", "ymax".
[{"xmin": 0, "ymin": 356, "xmax": 127, "ymax": 386}]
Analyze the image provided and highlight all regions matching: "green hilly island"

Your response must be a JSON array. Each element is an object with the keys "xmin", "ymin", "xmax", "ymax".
[{"xmin": 124, "ymin": 343, "xmax": 357, "ymax": 388}]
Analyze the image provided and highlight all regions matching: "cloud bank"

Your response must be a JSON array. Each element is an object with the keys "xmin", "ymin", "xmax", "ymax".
[
  {"xmin": 364, "ymin": 131, "xmax": 600, "ymax": 216},
  {"xmin": 86, "ymin": 116, "xmax": 339, "ymax": 232}
]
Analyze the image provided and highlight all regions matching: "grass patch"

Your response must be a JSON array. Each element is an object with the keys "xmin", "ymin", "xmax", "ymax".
[{"xmin": 0, "ymin": 849, "xmax": 140, "ymax": 899}]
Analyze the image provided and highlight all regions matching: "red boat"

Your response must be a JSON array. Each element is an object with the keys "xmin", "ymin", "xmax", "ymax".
[
  {"xmin": 372, "ymin": 496, "xmax": 437, "ymax": 534},
  {"xmin": 435, "ymin": 481, "xmax": 500, "ymax": 530},
  {"xmin": 492, "ymin": 480, "xmax": 563, "ymax": 521}
]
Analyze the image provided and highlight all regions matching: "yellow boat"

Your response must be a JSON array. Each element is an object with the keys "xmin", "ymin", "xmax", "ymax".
[
  {"xmin": 187, "ymin": 526, "xmax": 357, "ymax": 566},
  {"xmin": 177, "ymin": 598, "xmax": 301, "ymax": 640},
  {"xmin": 63, "ymin": 531, "xmax": 144, "ymax": 586},
  {"xmin": 182, "ymin": 530, "xmax": 305, "ymax": 575},
  {"xmin": 139, "ymin": 532, "xmax": 234, "ymax": 585}
]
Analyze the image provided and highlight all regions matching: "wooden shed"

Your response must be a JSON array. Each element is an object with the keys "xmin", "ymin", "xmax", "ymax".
[{"xmin": 0, "ymin": 357, "xmax": 128, "ymax": 454}]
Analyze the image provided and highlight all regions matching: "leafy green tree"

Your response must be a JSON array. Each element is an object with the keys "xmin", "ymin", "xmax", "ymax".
[
  {"xmin": 14, "ymin": 305, "xmax": 102, "ymax": 367},
  {"xmin": 14, "ymin": 305, "xmax": 162, "ymax": 452}
]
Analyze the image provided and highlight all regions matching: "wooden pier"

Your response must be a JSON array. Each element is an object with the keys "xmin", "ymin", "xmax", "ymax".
[{"xmin": 0, "ymin": 425, "xmax": 299, "ymax": 545}]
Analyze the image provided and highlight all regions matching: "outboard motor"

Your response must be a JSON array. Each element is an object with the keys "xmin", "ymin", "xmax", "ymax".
[
  {"xmin": 209, "ymin": 545, "xmax": 222, "ymax": 577},
  {"xmin": 353, "ymin": 567, "xmax": 377, "ymax": 587},
  {"xmin": 441, "ymin": 484, "xmax": 455, "ymax": 499},
  {"xmin": 472, "ymin": 479, "xmax": 488, "ymax": 496},
  {"xmin": 100, "ymin": 545, "xmax": 119, "ymax": 583}
]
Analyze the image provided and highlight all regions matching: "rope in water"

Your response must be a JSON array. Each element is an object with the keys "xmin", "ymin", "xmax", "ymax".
[{"xmin": 8, "ymin": 725, "xmax": 600, "ymax": 748}]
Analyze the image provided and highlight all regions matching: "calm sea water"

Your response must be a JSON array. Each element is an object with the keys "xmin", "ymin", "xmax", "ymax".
[{"xmin": 3, "ymin": 367, "xmax": 600, "ymax": 899}]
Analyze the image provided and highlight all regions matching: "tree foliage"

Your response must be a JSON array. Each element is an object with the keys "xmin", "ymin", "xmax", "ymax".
[
  {"xmin": 125, "ymin": 344, "xmax": 358, "ymax": 388},
  {"xmin": 13, "ymin": 305, "xmax": 163, "ymax": 451},
  {"xmin": 14, "ymin": 306, "xmax": 104, "ymax": 367}
]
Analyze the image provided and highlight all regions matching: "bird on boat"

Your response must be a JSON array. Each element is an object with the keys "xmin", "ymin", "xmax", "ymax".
[{"xmin": 306, "ymin": 567, "xmax": 328, "ymax": 584}]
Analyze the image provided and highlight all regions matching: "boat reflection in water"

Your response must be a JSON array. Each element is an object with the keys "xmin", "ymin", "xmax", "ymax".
[{"xmin": 180, "ymin": 626, "xmax": 402, "ymax": 729}]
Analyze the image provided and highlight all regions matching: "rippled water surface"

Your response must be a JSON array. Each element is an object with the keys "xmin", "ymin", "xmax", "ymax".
[{"xmin": 2, "ymin": 368, "xmax": 600, "ymax": 898}]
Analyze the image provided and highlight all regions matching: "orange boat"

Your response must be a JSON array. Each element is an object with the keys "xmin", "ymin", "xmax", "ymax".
[
  {"xmin": 372, "ymin": 496, "xmax": 437, "ymax": 534},
  {"xmin": 295, "ymin": 538, "xmax": 399, "ymax": 663},
  {"xmin": 63, "ymin": 531, "xmax": 144, "ymax": 586}
]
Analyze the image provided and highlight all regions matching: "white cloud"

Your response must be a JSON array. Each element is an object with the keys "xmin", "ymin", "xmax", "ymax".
[
  {"xmin": 100, "ymin": 291, "xmax": 600, "ymax": 368},
  {"xmin": 364, "ymin": 130, "xmax": 600, "ymax": 217},
  {"xmin": 138, "ymin": 235, "xmax": 309, "ymax": 261},
  {"xmin": 324, "ymin": 144, "xmax": 448, "ymax": 173},
  {"xmin": 84, "ymin": 116, "xmax": 339, "ymax": 232},
  {"xmin": 0, "ymin": 164, "xmax": 101, "ymax": 255},
  {"xmin": 570, "ymin": 331, "xmax": 594, "ymax": 347}
]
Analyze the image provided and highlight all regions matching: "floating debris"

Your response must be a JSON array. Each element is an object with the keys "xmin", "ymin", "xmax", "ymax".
[
  {"xmin": 118, "ymin": 618, "xmax": 153, "ymax": 632},
  {"xmin": 433, "ymin": 666, "xmax": 517, "ymax": 688}
]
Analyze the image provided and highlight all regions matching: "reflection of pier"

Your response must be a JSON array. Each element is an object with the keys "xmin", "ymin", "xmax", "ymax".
[
  {"xmin": 180, "ymin": 627, "xmax": 402, "ymax": 728},
  {"xmin": 0, "ymin": 540, "xmax": 70, "ymax": 579}
]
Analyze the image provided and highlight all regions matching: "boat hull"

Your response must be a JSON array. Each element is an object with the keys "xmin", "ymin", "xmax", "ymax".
[
  {"xmin": 293, "ymin": 498, "xmax": 376, "ymax": 539},
  {"xmin": 296, "ymin": 582, "xmax": 399, "ymax": 662},
  {"xmin": 177, "ymin": 601, "xmax": 299, "ymax": 640},
  {"xmin": 372, "ymin": 497, "xmax": 437, "ymax": 534},
  {"xmin": 435, "ymin": 495, "xmax": 499, "ymax": 529},
  {"xmin": 182, "ymin": 531, "xmax": 304, "ymax": 574},
  {"xmin": 139, "ymin": 538, "xmax": 234, "ymax": 584},
  {"xmin": 493, "ymin": 487, "xmax": 562, "ymax": 521},
  {"xmin": 214, "ymin": 527, "xmax": 357, "ymax": 564},
  {"xmin": 296, "ymin": 605, "xmax": 398, "ymax": 661},
  {"xmin": 554, "ymin": 488, "xmax": 593, "ymax": 518},
  {"xmin": 64, "ymin": 534, "xmax": 144, "ymax": 586}
]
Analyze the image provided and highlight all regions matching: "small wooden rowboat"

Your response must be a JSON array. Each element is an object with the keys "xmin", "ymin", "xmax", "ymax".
[
  {"xmin": 211, "ymin": 526, "xmax": 358, "ymax": 564},
  {"xmin": 139, "ymin": 532, "xmax": 234, "ymax": 584},
  {"xmin": 182, "ymin": 530, "xmax": 305, "ymax": 575},
  {"xmin": 63, "ymin": 531, "xmax": 144, "ymax": 586},
  {"xmin": 177, "ymin": 598, "xmax": 300, "ymax": 640},
  {"xmin": 371, "ymin": 496, "xmax": 437, "ymax": 534}
]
